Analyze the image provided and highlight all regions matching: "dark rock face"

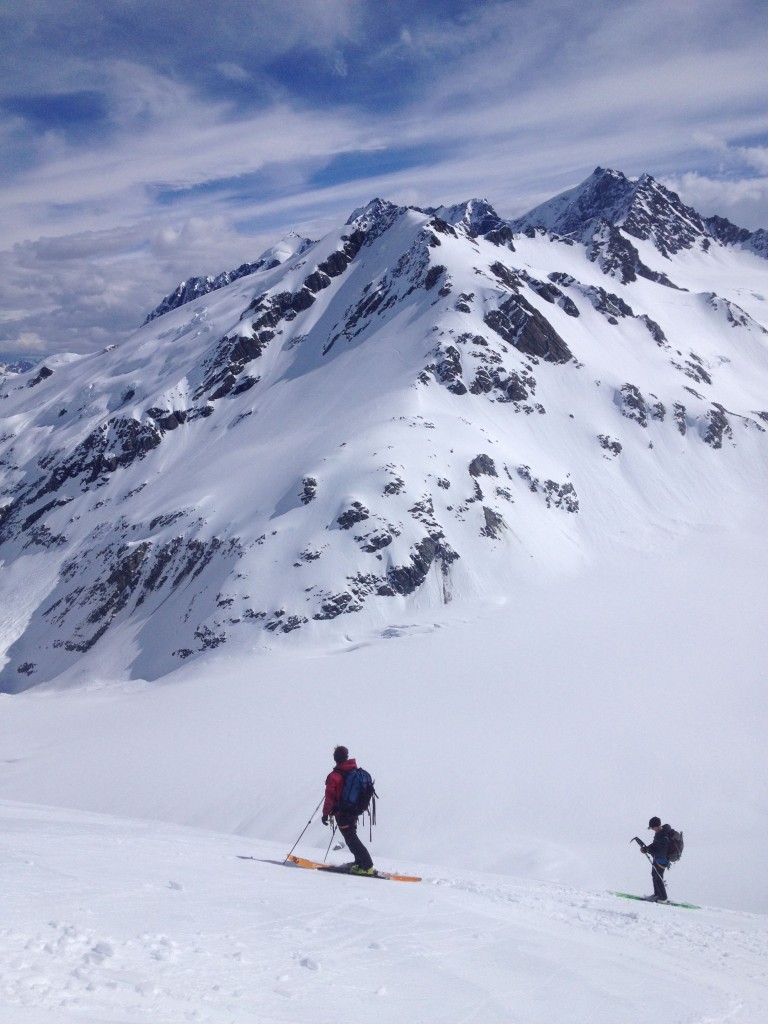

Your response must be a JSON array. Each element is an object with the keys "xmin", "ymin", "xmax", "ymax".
[
  {"xmin": 27, "ymin": 365, "xmax": 54, "ymax": 388},
  {"xmin": 548, "ymin": 274, "xmax": 672, "ymax": 342},
  {"xmin": 431, "ymin": 346, "xmax": 467, "ymax": 394},
  {"xmin": 383, "ymin": 474, "xmax": 405, "ymax": 496},
  {"xmin": 317, "ymin": 229, "xmax": 368, "ymax": 278},
  {"xmin": 355, "ymin": 529, "xmax": 396, "ymax": 552},
  {"xmin": 194, "ymin": 328, "xmax": 272, "ymax": 402},
  {"xmin": 469, "ymin": 454, "xmax": 498, "ymax": 478},
  {"xmin": 0, "ymin": 356, "xmax": 37, "ymax": 375},
  {"xmin": 620, "ymin": 174, "xmax": 708, "ymax": 257},
  {"xmin": 551, "ymin": 276, "xmax": 634, "ymax": 322},
  {"xmin": 304, "ymin": 270, "xmax": 332, "ymax": 294},
  {"xmin": 2, "ymin": 529, "xmax": 243, "ymax": 681},
  {"xmin": 517, "ymin": 466, "xmax": 579, "ymax": 512},
  {"xmin": 300, "ymin": 478, "xmax": 318, "ymax": 505},
  {"xmin": 597, "ymin": 434, "xmax": 622, "ymax": 456},
  {"xmin": 638, "ymin": 315, "xmax": 668, "ymax": 346},
  {"xmin": 617, "ymin": 384, "xmax": 648, "ymax": 427},
  {"xmin": 420, "ymin": 325, "xmax": 546, "ymax": 412},
  {"xmin": 586, "ymin": 223, "xmax": 680, "ymax": 287},
  {"xmin": 0, "ymin": 416, "xmax": 164, "ymax": 545},
  {"xmin": 424, "ymin": 264, "xmax": 447, "ymax": 291},
  {"xmin": 337, "ymin": 502, "xmax": 370, "ymax": 529},
  {"xmin": 521, "ymin": 273, "xmax": 580, "ymax": 317},
  {"xmin": 704, "ymin": 404, "xmax": 733, "ymax": 449},
  {"xmin": 671, "ymin": 355, "xmax": 712, "ymax": 386},
  {"xmin": 674, "ymin": 403, "xmax": 688, "ymax": 435},
  {"xmin": 423, "ymin": 198, "xmax": 514, "ymax": 249},
  {"xmin": 704, "ymin": 216, "xmax": 768, "ymax": 258},
  {"xmin": 484, "ymin": 295, "xmax": 572, "ymax": 363},
  {"xmin": 384, "ymin": 536, "xmax": 459, "ymax": 596},
  {"xmin": 512, "ymin": 167, "xmax": 637, "ymax": 237},
  {"xmin": 143, "ymin": 244, "xmax": 313, "ymax": 324},
  {"xmin": 489, "ymin": 261, "xmax": 521, "ymax": 292},
  {"xmin": 480, "ymin": 506, "xmax": 505, "ymax": 538}
]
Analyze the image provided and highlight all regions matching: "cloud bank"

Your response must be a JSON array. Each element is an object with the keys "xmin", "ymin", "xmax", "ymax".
[{"xmin": 1, "ymin": 0, "xmax": 767, "ymax": 355}]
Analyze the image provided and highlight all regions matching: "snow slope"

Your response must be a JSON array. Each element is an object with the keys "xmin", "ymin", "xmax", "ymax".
[
  {"xmin": 2, "ymin": 800, "xmax": 767, "ymax": 1024},
  {"xmin": 1, "ymin": 511, "xmax": 766, "ymax": 913}
]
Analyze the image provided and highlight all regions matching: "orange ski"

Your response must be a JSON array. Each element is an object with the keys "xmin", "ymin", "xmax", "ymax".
[{"xmin": 286, "ymin": 854, "xmax": 421, "ymax": 882}]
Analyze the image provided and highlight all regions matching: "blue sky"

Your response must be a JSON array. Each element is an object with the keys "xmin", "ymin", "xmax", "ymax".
[{"xmin": 1, "ymin": 0, "xmax": 767, "ymax": 356}]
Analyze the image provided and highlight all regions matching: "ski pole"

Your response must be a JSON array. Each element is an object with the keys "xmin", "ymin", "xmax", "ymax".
[
  {"xmin": 284, "ymin": 797, "xmax": 324, "ymax": 863},
  {"xmin": 323, "ymin": 822, "xmax": 336, "ymax": 862},
  {"xmin": 643, "ymin": 849, "xmax": 669, "ymax": 889},
  {"xmin": 630, "ymin": 836, "xmax": 669, "ymax": 891}
]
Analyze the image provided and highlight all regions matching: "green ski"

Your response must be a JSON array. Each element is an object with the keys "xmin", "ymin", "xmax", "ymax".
[{"xmin": 611, "ymin": 891, "xmax": 700, "ymax": 909}]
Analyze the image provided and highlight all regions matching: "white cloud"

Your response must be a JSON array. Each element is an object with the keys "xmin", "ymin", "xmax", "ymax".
[
  {"xmin": 2, "ymin": 0, "xmax": 768, "ymax": 356},
  {"xmin": 3, "ymin": 331, "xmax": 48, "ymax": 354},
  {"xmin": 738, "ymin": 147, "xmax": 768, "ymax": 175},
  {"xmin": 215, "ymin": 63, "xmax": 251, "ymax": 83},
  {"xmin": 662, "ymin": 172, "xmax": 768, "ymax": 229}
]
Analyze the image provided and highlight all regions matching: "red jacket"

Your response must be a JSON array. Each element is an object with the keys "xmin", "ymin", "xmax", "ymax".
[{"xmin": 323, "ymin": 758, "xmax": 357, "ymax": 816}]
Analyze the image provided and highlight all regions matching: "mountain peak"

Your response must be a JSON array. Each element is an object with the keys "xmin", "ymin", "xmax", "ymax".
[
  {"xmin": 510, "ymin": 167, "xmax": 633, "ymax": 237},
  {"xmin": 143, "ymin": 233, "xmax": 315, "ymax": 324},
  {"xmin": 345, "ymin": 197, "xmax": 402, "ymax": 228},
  {"xmin": 426, "ymin": 198, "xmax": 502, "ymax": 234},
  {"xmin": 3, "ymin": 172, "xmax": 768, "ymax": 688},
  {"xmin": 509, "ymin": 166, "xmax": 768, "ymax": 272}
]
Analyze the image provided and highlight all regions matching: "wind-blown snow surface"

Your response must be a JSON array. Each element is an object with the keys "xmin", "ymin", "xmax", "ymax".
[{"xmin": 3, "ymin": 799, "xmax": 768, "ymax": 1024}]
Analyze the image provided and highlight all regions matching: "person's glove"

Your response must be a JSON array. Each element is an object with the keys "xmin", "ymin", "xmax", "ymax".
[
  {"xmin": 321, "ymin": 815, "xmax": 329, "ymax": 826},
  {"xmin": 640, "ymin": 845, "xmax": 648, "ymax": 853}
]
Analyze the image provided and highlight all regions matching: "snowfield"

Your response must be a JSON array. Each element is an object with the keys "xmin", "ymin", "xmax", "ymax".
[
  {"xmin": 3, "ymin": 800, "xmax": 767, "ymax": 1024},
  {"xmin": 2, "ymin": 526, "xmax": 767, "ymax": 1022}
]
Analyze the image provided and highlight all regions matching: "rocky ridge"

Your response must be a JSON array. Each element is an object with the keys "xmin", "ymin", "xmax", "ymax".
[{"xmin": 1, "ymin": 170, "xmax": 767, "ymax": 689}]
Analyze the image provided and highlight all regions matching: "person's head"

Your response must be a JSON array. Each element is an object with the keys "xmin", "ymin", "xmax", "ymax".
[
  {"xmin": 648, "ymin": 816, "xmax": 661, "ymax": 831},
  {"xmin": 333, "ymin": 745, "xmax": 349, "ymax": 765}
]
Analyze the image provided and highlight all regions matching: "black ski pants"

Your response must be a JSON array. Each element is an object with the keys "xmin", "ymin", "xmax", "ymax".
[
  {"xmin": 335, "ymin": 814, "xmax": 373, "ymax": 870},
  {"xmin": 651, "ymin": 861, "xmax": 667, "ymax": 901}
]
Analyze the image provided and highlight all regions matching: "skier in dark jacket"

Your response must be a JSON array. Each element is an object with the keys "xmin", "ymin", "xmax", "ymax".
[
  {"xmin": 322, "ymin": 745, "xmax": 374, "ymax": 875},
  {"xmin": 641, "ymin": 816, "xmax": 671, "ymax": 901}
]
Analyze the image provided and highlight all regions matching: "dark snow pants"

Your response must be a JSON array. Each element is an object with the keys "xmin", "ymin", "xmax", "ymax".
[
  {"xmin": 335, "ymin": 814, "xmax": 373, "ymax": 870},
  {"xmin": 651, "ymin": 861, "xmax": 667, "ymax": 901}
]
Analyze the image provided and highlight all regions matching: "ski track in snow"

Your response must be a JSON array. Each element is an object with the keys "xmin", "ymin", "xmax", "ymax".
[{"xmin": 2, "ymin": 802, "xmax": 767, "ymax": 1024}]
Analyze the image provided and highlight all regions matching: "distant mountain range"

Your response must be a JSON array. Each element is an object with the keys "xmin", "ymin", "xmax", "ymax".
[
  {"xmin": 1, "ymin": 168, "xmax": 767, "ymax": 689},
  {"xmin": 0, "ymin": 356, "xmax": 39, "ymax": 377}
]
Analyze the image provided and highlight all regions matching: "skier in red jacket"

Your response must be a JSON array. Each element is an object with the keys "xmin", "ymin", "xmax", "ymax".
[{"xmin": 322, "ymin": 745, "xmax": 374, "ymax": 875}]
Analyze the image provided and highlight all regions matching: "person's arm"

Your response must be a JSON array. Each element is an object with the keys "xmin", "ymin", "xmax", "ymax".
[{"xmin": 322, "ymin": 771, "xmax": 341, "ymax": 819}]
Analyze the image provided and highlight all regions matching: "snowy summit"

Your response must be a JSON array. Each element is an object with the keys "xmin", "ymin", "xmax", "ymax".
[{"xmin": 1, "ymin": 167, "xmax": 767, "ymax": 688}]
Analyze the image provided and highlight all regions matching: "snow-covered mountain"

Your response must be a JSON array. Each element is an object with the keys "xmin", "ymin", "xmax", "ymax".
[
  {"xmin": 1, "ymin": 168, "xmax": 767, "ymax": 690},
  {"xmin": 0, "ymin": 355, "xmax": 39, "ymax": 377},
  {"xmin": 510, "ymin": 165, "xmax": 768, "ymax": 263},
  {"xmin": 142, "ymin": 232, "xmax": 315, "ymax": 323}
]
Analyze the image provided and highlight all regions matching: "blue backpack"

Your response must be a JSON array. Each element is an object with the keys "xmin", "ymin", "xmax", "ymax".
[{"xmin": 336, "ymin": 767, "xmax": 376, "ymax": 818}]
